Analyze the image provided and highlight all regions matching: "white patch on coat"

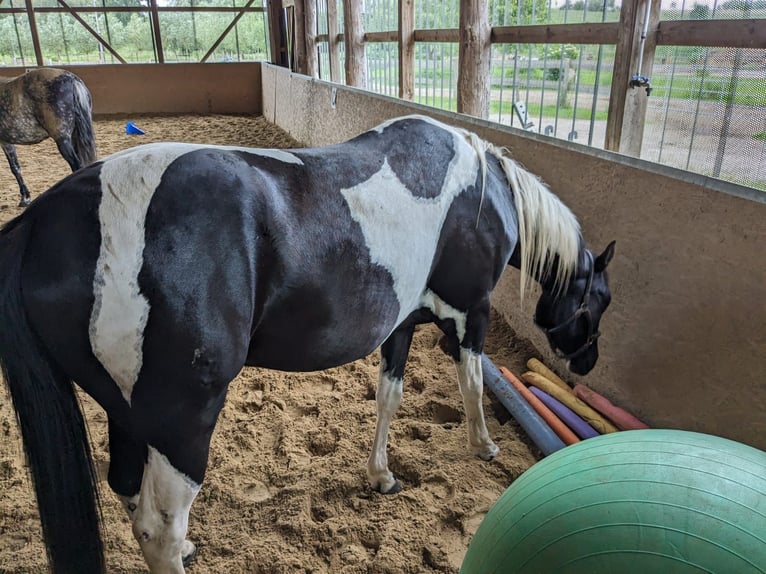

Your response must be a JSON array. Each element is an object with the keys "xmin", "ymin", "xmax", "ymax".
[
  {"xmin": 419, "ymin": 289, "xmax": 467, "ymax": 342},
  {"xmin": 341, "ymin": 133, "xmax": 478, "ymax": 326},
  {"xmin": 89, "ymin": 143, "xmax": 302, "ymax": 404},
  {"xmin": 102, "ymin": 142, "xmax": 303, "ymax": 166},
  {"xmin": 132, "ymin": 447, "xmax": 200, "ymax": 572}
]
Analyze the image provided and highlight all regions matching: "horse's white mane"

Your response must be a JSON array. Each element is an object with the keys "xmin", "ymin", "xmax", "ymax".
[{"xmin": 453, "ymin": 125, "xmax": 581, "ymax": 304}]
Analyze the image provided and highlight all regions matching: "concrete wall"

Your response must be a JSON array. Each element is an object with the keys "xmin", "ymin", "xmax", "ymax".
[
  {"xmin": 262, "ymin": 64, "xmax": 766, "ymax": 451},
  {"xmin": 0, "ymin": 63, "xmax": 263, "ymax": 115}
]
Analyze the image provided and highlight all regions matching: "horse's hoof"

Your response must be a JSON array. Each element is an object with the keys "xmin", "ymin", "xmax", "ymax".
[
  {"xmin": 475, "ymin": 442, "xmax": 500, "ymax": 461},
  {"xmin": 181, "ymin": 540, "xmax": 197, "ymax": 567},
  {"xmin": 374, "ymin": 478, "xmax": 403, "ymax": 495},
  {"xmin": 18, "ymin": 197, "xmax": 30, "ymax": 208}
]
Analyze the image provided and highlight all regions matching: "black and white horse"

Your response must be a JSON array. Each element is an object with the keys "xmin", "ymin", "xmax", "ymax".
[
  {"xmin": 0, "ymin": 67, "xmax": 97, "ymax": 207},
  {"xmin": 0, "ymin": 115, "xmax": 615, "ymax": 573}
]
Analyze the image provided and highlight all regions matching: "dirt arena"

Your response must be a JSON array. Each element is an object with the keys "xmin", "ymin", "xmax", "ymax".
[{"xmin": 0, "ymin": 115, "xmax": 546, "ymax": 573}]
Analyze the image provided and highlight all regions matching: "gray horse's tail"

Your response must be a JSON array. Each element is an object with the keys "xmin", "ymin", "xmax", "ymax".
[
  {"xmin": 71, "ymin": 75, "xmax": 98, "ymax": 167},
  {"xmin": 0, "ymin": 215, "xmax": 105, "ymax": 573}
]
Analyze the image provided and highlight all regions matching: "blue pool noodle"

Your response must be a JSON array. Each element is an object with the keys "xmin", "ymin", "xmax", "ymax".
[{"xmin": 481, "ymin": 354, "xmax": 566, "ymax": 456}]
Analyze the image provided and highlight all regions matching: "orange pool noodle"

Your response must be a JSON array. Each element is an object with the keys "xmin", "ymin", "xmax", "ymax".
[
  {"xmin": 573, "ymin": 384, "xmax": 650, "ymax": 431},
  {"xmin": 499, "ymin": 366, "xmax": 580, "ymax": 446},
  {"xmin": 521, "ymin": 371, "xmax": 619, "ymax": 434}
]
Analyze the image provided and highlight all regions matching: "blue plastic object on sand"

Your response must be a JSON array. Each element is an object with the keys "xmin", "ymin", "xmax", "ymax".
[{"xmin": 125, "ymin": 121, "xmax": 145, "ymax": 135}]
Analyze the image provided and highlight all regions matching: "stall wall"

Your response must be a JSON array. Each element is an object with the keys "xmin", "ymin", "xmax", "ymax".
[
  {"xmin": 0, "ymin": 63, "xmax": 263, "ymax": 115},
  {"xmin": 262, "ymin": 64, "xmax": 766, "ymax": 451}
]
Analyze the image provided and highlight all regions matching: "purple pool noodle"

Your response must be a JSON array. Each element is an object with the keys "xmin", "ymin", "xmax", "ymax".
[{"xmin": 529, "ymin": 386, "xmax": 600, "ymax": 439}]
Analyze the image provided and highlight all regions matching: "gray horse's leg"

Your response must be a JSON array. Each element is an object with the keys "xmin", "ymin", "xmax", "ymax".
[
  {"xmin": 54, "ymin": 136, "xmax": 81, "ymax": 172},
  {"xmin": 2, "ymin": 143, "xmax": 31, "ymax": 206},
  {"xmin": 367, "ymin": 323, "xmax": 416, "ymax": 494}
]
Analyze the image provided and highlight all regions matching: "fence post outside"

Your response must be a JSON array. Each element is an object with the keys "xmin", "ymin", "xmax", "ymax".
[{"xmin": 457, "ymin": 0, "xmax": 491, "ymax": 119}]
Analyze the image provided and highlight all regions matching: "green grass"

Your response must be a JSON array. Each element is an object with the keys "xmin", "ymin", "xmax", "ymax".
[
  {"xmin": 490, "ymin": 99, "xmax": 609, "ymax": 121},
  {"xmin": 650, "ymin": 76, "xmax": 765, "ymax": 107},
  {"xmin": 755, "ymin": 132, "xmax": 766, "ymax": 142}
]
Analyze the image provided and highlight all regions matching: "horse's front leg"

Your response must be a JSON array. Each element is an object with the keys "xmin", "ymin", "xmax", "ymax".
[
  {"xmin": 107, "ymin": 418, "xmax": 198, "ymax": 570},
  {"xmin": 2, "ymin": 143, "xmax": 31, "ymax": 206},
  {"xmin": 367, "ymin": 323, "xmax": 416, "ymax": 494}
]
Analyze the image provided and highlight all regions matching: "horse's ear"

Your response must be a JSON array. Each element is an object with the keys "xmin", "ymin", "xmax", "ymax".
[{"xmin": 594, "ymin": 240, "xmax": 616, "ymax": 272}]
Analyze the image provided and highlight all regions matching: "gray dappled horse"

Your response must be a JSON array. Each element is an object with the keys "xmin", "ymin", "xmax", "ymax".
[
  {"xmin": 0, "ymin": 67, "xmax": 97, "ymax": 206},
  {"xmin": 0, "ymin": 115, "xmax": 615, "ymax": 573}
]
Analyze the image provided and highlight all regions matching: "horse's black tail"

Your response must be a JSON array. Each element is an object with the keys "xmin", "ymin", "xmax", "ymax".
[
  {"xmin": 0, "ymin": 217, "xmax": 105, "ymax": 573},
  {"xmin": 70, "ymin": 75, "xmax": 98, "ymax": 168}
]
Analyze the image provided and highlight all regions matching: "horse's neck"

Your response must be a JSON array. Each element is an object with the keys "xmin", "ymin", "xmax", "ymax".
[{"xmin": 508, "ymin": 243, "xmax": 584, "ymax": 292}]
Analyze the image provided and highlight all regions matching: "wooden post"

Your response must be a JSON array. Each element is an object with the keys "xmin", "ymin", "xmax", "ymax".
[
  {"xmin": 148, "ymin": 0, "xmax": 165, "ymax": 63},
  {"xmin": 457, "ymin": 0, "xmax": 491, "ymax": 119},
  {"xmin": 267, "ymin": 0, "xmax": 289, "ymax": 66},
  {"xmin": 24, "ymin": 0, "xmax": 44, "ymax": 66},
  {"xmin": 343, "ymin": 0, "xmax": 367, "ymax": 88},
  {"xmin": 292, "ymin": 0, "xmax": 308, "ymax": 74},
  {"xmin": 327, "ymin": 0, "xmax": 341, "ymax": 82},
  {"xmin": 399, "ymin": 0, "xmax": 415, "ymax": 100},
  {"xmin": 304, "ymin": 0, "xmax": 318, "ymax": 77},
  {"xmin": 605, "ymin": 0, "xmax": 661, "ymax": 155}
]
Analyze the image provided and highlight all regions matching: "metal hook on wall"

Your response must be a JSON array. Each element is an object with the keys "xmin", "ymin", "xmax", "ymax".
[{"xmin": 630, "ymin": 0, "xmax": 654, "ymax": 96}]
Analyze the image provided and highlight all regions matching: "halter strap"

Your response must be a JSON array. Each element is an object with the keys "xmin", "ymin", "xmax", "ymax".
[{"xmin": 540, "ymin": 250, "xmax": 600, "ymax": 361}]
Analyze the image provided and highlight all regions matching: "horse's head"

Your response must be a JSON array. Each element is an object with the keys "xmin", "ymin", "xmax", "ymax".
[{"xmin": 534, "ymin": 241, "xmax": 615, "ymax": 376}]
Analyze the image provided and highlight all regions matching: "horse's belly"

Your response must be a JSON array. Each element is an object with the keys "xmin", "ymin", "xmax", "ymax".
[
  {"xmin": 0, "ymin": 111, "xmax": 47, "ymax": 144},
  {"xmin": 246, "ymin": 288, "xmax": 400, "ymax": 372}
]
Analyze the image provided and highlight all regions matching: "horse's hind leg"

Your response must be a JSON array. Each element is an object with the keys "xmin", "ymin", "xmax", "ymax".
[
  {"xmin": 54, "ymin": 135, "xmax": 81, "ymax": 172},
  {"xmin": 107, "ymin": 418, "xmax": 197, "ymax": 570},
  {"xmin": 367, "ymin": 324, "xmax": 415, "ymax": 494},
  {"xmin": 454, "ymin": 346, "xmax": 499, "ymax": 461},
  {"xmin": 435, "ymin": 298, "xmax": 499, "ymax": 461},
  {"xmin": 2, "ymin": 144, "xmax": 31, "ymax": 206}
]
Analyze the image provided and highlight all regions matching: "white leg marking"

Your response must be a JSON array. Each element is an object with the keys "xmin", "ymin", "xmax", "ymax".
[
  {"xmin": 341, "ymin": 131, "xmax": 478, "ymax": 325},
  {"xmin": 367, "ymin": 362, "xmax": 403, "ymax": 493},
  {"xmin": 419, "ymin": 289, "xmax": 467, "ymax": 342},
  {"xmin": 455, "ymin": 348, "xmax": 499, "ymax": 460},
  {"xmin": 89, "ymin": 144, "xmax": 302, "ymax": 404},
  {"xmin": 132, "ymin": 447, "xmax": 200, "ymax": 574}
]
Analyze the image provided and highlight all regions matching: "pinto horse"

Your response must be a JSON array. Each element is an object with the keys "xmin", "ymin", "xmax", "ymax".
[
  {"xmin": 0, "ymin": 115, "xmax": 615, "ymax": 573},
  {"xmin": 0, "ymin": 67, "xmax": 97, "ymax": 206}
]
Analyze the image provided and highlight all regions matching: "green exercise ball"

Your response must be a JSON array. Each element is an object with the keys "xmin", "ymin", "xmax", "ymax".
[{"xmin": 461, "ymin": 429, "xmax": 766, "ymax": 574}]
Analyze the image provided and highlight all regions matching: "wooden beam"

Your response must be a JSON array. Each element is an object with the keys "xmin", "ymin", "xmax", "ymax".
[
  {"xmin": 605, "ymin": 0, "xmax": 660, "ymax": 155},
  {"xmin": 202, "ymin": 0, "xmax": 257, "ymax": 63},
  {"xmin": 326, "ymin": 0, "xmax": 341, "ymax": 82},
  {"xmin": 657, "ymin": 19, "xmax": 766, "ymax": 49},
  {"xmin": 292, "ymin": 0, "xmax": 307, "ymax": 74},
  {"xmin": 399, "ymin": 0, "xmax": 415, "ymax": 100},
  {"xmin": 343, "ymin": 0, "xmax": 366, "ymax": 88},
  {"xmin": 304, "ymin": 0, "xmax": 318, "ymax": 77},
  {"xmin": 457, "ymin": 0, "xmax": 490, "ymax": 119},
  {"xmin": 605, "ymin": 0, "xmax": 640, "ymax": 153},
  {"xmin": 148, "ymin": 0, "xmax": 164, "ymax": 63},
  {"xmin": 23, "ymin": 0, "xmax": 44, "ymax": 66},
  {"xmin": 415, "ymin": 28, "xmax": 459, "ymax": 43},
  {"xmin": 364, "ymin": 30, "xmax": 397, "ymax": 43},
  {"xmin": 56, "ymin": 0, "xmax": 127, "ymax": 64},
  {"xmin": 492, "ymin": 22, "xmax": 619, "ymax": 45},
  {"xmin": 267, "ymin": 0, "xmax": 283, "ymax": 65}
]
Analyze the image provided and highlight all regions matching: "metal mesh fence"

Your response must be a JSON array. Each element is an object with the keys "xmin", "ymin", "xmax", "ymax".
[
  {"xmin": 364, "ymin": 0, "xmax": 399, "ymax": 96},
  {"xmin": 643, "ymin": 0, "xmax": 766, "ymax": 190}
]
